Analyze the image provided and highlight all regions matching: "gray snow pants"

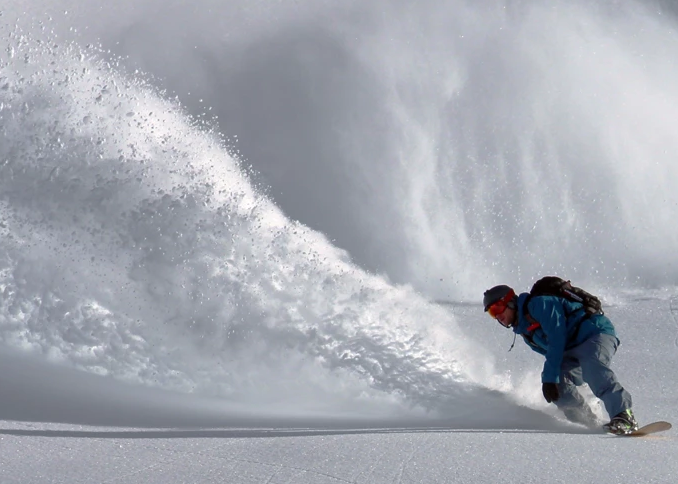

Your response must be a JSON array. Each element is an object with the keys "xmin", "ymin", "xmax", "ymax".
[{"xmin": 556, "ymin": 333, "xmax": 633, "ymax": 419}]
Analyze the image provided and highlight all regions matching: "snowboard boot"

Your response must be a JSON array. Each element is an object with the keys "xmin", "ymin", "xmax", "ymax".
[{"xmin": 603, "ymin": 409, "xmax": 638, "ymax": 435}]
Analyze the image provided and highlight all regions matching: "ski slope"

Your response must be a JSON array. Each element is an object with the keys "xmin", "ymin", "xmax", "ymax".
[{"xmin": 1, "ymin": 0, "xmax": 678, "ymax": 482}]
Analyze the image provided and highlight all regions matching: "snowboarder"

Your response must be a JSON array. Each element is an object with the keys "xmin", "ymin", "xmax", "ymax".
[{"xmin": 483, "ymin": 284, "xmax": 637, "ymax": 434}]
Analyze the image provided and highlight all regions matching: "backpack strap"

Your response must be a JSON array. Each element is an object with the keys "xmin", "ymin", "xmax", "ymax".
[
  {"xmin": 522, "ymin": 295, "xmax": 541, "ymax": 331},
  {"xmin": 519, "ymin": 295, "xmax": 542, "ymax": 350}
]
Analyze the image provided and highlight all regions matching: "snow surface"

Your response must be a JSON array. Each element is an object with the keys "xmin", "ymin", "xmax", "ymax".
[
  {"xmin": 1, "ymin": 298, "xmax": 677, "ymax": 483},
  {"xmin": 2, "ymin": 0, "xmax": 678, "ymax": 482}
]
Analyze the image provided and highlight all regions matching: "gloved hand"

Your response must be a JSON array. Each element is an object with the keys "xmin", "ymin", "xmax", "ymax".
[{"xmin": 542, "ymin": 382, "xmax": 560, "ymax": 403}]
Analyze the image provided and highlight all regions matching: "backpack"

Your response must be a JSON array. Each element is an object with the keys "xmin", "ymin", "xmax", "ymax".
[
  {"xmin": 521, "ymin": 276, "xmax": 603, "ymax": 341},
  {"xmin": 528, "ymin": 276, "xmax": 603, "ymax": 316}
]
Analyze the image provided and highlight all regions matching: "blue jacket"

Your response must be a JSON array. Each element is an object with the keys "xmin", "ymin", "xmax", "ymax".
[{"xmin": 514, "ymin": 292, "xmax": 617, "ymax": 384}]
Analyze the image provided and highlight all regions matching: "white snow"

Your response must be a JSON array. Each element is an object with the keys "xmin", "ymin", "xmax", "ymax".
[
  {"xmin": 1, "ymin": 297, "xmax": 678, "ymax": 483},
  {"xmin": 1, "ymin": 1, "xmax": 678, "ymax": 482}
]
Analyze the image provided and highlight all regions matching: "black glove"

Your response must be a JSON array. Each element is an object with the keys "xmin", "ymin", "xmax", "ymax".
[{"xmin": 542, "ymin": 382, "xmax": 560, "ymax": 403}]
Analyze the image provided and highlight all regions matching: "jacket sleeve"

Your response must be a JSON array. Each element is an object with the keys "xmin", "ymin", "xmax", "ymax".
[{"xmin": 531, "ymin": 297, "xmax": 568, "ymax": 384}]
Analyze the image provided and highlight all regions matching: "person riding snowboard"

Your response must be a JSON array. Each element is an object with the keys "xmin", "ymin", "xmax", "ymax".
[{"xmin": 483, "ymin": 284, "xmax": 637, "ymax": 434}]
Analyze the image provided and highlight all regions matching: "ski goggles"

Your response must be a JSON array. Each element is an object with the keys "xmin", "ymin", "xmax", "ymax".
[
  {"xmin": 486, "ymin": 290, "xmax": 515, "ymax": 319},
  {"xmin": 486, "ymin": 300, "xmax": 508, "ymax": 319}
]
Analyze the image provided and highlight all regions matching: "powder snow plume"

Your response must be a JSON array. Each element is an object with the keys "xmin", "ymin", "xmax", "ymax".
[{"xmin": 0, "ymin": 19, "xmax": 509, "ymax": 424}]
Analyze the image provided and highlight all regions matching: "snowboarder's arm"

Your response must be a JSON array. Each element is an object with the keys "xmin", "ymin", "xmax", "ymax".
[{"xmin": 534, "ymin": 298, "xmax": 568, "ymax": 384}]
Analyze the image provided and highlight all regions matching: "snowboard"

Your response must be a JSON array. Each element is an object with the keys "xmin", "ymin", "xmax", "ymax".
[{"xmin": 607, "ymin": 421, "xmax": 672, "ymax": 437}]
